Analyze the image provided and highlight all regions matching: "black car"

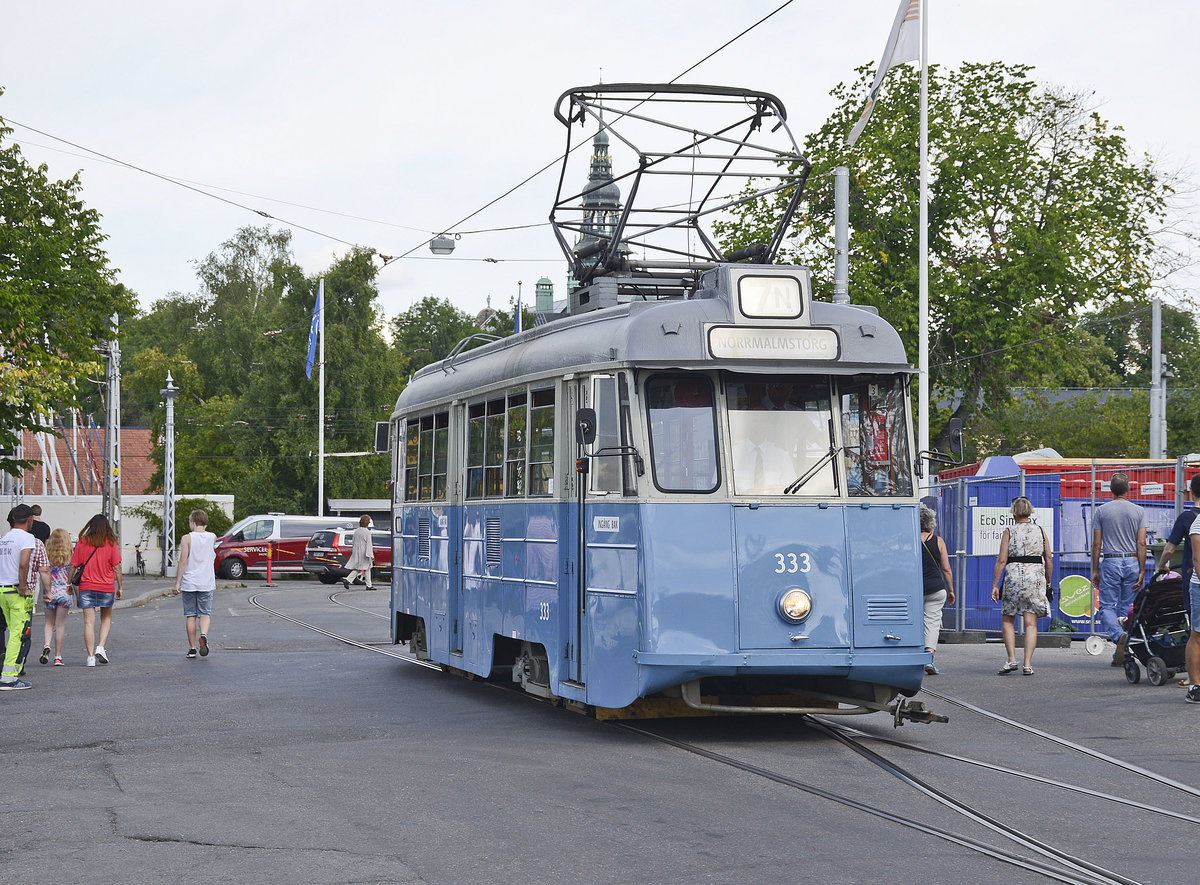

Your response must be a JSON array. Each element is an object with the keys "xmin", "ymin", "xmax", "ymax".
[{"xmin": 301, "ymin": 527, "xmax": 393, "ymax": 585}]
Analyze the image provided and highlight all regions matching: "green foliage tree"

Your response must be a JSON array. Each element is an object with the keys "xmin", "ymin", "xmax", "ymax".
[
  {"xmin": 389, "ymin": 295, "xmax": 483, "ymax": 377},
  {"xmin": 0, "ymin": 108, "xmax": 135, "ymax": 474},
  {"xmin": 123, "ymin": 228, "xmax": 405, "ymax": 517},
  {"xmin": 716, "ymin": 62, "xmax": 1175, "ymax": 450}
]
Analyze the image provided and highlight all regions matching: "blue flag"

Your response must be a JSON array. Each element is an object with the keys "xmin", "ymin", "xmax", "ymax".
[
  {"xmin": 514, "ymin": 289, "xmax": 522, "ymax": 335},
  {"xmin": 305, "ymin": 279, "xmax": 323, "ymax": 379}
]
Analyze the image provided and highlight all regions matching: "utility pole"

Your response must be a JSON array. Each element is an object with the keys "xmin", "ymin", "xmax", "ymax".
[
  {"xmin": 833, "ymin": 166, "xmax": 849, "ymax": 304},
  {"xmin": 161, "ymin": 372, "xmax": 179, "ymax": 576}
]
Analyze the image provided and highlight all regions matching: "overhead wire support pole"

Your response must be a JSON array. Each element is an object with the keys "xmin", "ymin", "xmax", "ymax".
[
  {"xmin": 918, "ymin": 0, "xmax": 930, "ymax": 491},
  {"xmin": 318, "ymin": 277, "xmax": 326, "ymax": 517}
]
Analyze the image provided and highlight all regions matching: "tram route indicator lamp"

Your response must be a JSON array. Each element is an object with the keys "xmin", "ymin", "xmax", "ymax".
[{"xmin": 429, "ymin": 234, "xmax": 456, "ymax": 256}]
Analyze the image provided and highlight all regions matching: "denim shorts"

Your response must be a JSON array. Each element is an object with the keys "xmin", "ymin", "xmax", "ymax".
[
  {"xmin": 77, "ymin": 590, "xmax": 115, "ymax": 609},
  {"xmin": 181, "ymin": 590, "xmax": 213, "ymax": 618},
  {"xmin": 1190, "ymin": 579, "xmax": 1200, "ymax": 632}
]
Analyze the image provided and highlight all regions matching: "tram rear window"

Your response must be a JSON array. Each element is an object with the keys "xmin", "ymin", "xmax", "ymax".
[{"xmin": 645, "ymin": 375, "xmax": 718, "ymax": 493}]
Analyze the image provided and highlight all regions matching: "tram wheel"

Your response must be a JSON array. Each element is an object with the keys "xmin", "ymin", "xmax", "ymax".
[{"xmin": 1124, "ymin": 659, "xmax": 1141, "ymax": 684}]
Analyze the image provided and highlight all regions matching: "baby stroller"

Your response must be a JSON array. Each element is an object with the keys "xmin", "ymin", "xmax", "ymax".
[{"xmin": 1122, "ymin": 571, "xmax": 1191, "ymax": 686}]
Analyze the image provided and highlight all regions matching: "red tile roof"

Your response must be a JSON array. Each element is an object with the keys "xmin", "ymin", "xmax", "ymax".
[{"xmin": 18, "ymin": 427, "xmax": 157, "ymax": 496}]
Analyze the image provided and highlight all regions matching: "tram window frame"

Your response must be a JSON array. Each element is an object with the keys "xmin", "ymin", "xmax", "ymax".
[
  {"xmin": 466, "ymin": 386, "xmax": 558, "ymax": 500},
  {"xmin": 588, "ymin": 374, "xmax": 637, "ymax": 496},
  {"xmin": 725, "ymin": 374, "xmax": 837, "ymax": 497},
  {"xmin": 644, "ymin": 373, "xmax": 720, "ymax": 494},
  {"xmin": 403, "ymin": 411, "xmax": 451, "ymax": 502},
  {"xmin": 838, "ymin": 374, "xmax": 914, "ymax": 498}
]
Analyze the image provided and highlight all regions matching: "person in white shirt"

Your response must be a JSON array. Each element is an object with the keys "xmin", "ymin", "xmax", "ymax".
[
  {"xmin": 0, "ymin": 504, "xmax": 47, "ymax": 690},
  {"xmin": 172, "ymin": 509, "xmax": 218, "ymax": 659}
]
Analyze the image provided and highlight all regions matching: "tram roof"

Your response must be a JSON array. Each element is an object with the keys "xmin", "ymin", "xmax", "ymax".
[{"xmin": 393, "ymin": 281, "xmax": 911, "ymax": 415}]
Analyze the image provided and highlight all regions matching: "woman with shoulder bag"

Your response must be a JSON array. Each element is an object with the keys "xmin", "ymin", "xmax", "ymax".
[
  {"xmin": 69, "ymin": 514, "xmax": 123, "ymax": 667},
  {"xmin": 920, "ymin": 505, "xmax": 955, "ymax": 675},
  {"xmin": 991, "ymin": 496, "xmax": 1053, "ymax": 676}
]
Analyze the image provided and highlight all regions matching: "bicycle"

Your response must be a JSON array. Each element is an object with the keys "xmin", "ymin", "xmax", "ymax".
[{"xmin": 134, "ymin": 544, "xmax": 146, "ymax": 577}]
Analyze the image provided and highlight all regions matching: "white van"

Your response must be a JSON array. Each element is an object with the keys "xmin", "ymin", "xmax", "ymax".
[{"xmin": 213, "ymin": 514, "xmax": 357, "ymax": 579}]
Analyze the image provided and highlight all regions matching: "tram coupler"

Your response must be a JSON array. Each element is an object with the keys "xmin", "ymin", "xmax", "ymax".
[{"xmin": 892, "ymin": 698, "xmax": 949, "ymax": 727}]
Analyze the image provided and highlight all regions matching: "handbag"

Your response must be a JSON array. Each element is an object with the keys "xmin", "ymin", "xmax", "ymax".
[{"xmin": 70, "ymin": 545, "xmax": 100, "ymax": 587}]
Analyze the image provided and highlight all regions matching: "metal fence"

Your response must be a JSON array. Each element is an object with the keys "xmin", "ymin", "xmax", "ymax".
[{"xmin": 927, "ymin": 458, "xmax": 1197, "ymax": 637}]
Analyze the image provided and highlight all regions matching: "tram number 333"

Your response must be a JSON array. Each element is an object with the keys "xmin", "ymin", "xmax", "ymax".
[{"xmin": 774, "ymin": 552, "xmax": 812, "ymax": 574}]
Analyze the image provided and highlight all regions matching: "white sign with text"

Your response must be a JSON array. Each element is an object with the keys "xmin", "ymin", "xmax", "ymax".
[{"xmin": 971, "ymin": 507, "xmax": 1055, "ymax": 555}]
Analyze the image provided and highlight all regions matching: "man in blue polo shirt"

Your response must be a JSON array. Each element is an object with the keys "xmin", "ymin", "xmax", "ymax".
[{"xmin": 1091, "ymin": 473, "xmax": 1148, "ymax": 666}]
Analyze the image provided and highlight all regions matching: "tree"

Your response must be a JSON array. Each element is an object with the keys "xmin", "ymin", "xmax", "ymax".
[
  {"xmin": 389, "ymin": 296, "xmax": 483, "ymax": 377},
  {"xmin": 0, "ymin": 108, "xmax": 135, "ymax": 474},
  {"xmin": 716, "ymin": 62, "xmax": 1177, "ymax": 449}
]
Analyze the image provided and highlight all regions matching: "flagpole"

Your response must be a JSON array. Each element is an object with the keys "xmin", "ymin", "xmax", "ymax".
[
  {"xmin": 317, "ymin": 277, "xmax": 325, "ymax": 516},
  {"xmin": 918, "ymin": 0, "xmax": 930, "ymax": 491}
]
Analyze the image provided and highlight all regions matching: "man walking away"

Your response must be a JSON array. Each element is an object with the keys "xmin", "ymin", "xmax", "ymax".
[
  {"xmin": 29, "ymin": 504, "xmax": 50, "ymax": 543},
  {"xmin": 1091, "ymin": 473, "xmax": 1148, "ymax": 667},
  {"xmin": 0, "ymin": 505, "xmax": 45, "ymax": 690}
]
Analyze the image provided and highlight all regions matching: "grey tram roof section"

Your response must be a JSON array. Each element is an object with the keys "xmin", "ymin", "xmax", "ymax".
[{"xmin": 392, "ymin": 265, "xmax": 913, "ymax": 417}]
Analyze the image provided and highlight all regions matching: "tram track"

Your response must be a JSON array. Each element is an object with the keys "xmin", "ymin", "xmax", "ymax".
[{"xmin": 252, "ymin": 587, "xmax": 1189, "ymax": 884}]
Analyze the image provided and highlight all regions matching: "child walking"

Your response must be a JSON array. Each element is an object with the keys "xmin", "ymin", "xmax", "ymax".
[
  {"xmin": 171, "ymin": 509, "xmax": 217, "ymax": 658},
  {"xmin": 39, "ymin": 528, "xmax": 72, "ymax": 666}
]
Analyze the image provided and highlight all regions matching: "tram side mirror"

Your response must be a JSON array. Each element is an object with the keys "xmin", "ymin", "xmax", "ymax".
[
  {"xmin": 575, "ymin": 408, "xmax": 597, "ymax": 446},
  {"xmin": 946, "ymin": 417, "xmax": 964, "ymax": 460}
]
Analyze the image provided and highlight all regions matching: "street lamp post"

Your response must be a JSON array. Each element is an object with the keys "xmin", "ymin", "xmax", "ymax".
[{"xmin": 160, "ymin": 371, "xmax": 179, "ymax": 576}]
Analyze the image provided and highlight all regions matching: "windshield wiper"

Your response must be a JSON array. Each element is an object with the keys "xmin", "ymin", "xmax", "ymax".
[{"xmin": 784, "ymin": 418, "xmax": 842, "ymax": 496}]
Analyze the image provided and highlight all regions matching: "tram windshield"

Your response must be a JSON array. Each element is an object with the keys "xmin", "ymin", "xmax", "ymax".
[
  {"xmin": 839, "ymin": 374, "xmax": 913, "ymax": 497},
  {"xmin": 726, "ymin": 375, "xmax": 836, "ymax": 496}
]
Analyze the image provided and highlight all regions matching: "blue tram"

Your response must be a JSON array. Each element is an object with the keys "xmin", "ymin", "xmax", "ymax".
[
  {"xmin": 388, "ymin": 265, "xmax": 941, "ymax": 720},
  {"xmin": 387, "ymin": 85, "xmax": 943, "ymax": 721}
]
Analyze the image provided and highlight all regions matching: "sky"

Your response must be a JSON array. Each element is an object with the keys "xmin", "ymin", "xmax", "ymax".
[{"xmin": 3, "ymin": 1, "xmax": 1198, "ymax": 327}]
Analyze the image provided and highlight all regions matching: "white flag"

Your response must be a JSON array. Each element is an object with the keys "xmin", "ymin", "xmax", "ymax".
[{"xmin": 846, "ymin": 0, "xmax": 921, "ymax": 147}]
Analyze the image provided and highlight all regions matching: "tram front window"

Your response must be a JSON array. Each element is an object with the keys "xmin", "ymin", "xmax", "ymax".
[
  {"xmin": 840, "ymin": 375, "xmax": 913, "ymax": 497},
  {"xmin": 727, "ymin": 375, "xmax": 836, "ymax": 496}
]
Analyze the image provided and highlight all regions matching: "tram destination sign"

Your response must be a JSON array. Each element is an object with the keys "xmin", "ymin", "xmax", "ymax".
[{"xmin": 707, "ymin": 325, "xmax": 840, "ymax": 360}]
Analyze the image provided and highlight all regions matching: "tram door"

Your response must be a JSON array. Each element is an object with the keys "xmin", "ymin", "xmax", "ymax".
[{"xmin": 571, "ymin": 374, "xmax": 638, "ymax": 687}]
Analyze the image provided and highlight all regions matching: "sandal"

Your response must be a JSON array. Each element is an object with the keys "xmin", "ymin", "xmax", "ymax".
[
  {"xmin": 1022, "ymin": 666, "xmax": 1034, "ymax": 675},
  {"xmin": 998, "ymin": 661, "xmax": 1019, "ymax": 675}
]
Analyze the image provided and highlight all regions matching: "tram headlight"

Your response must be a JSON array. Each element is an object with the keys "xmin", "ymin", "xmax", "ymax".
[{"xmin": 779, "ymin": 588, "xmax": 812, "ymax": 622}]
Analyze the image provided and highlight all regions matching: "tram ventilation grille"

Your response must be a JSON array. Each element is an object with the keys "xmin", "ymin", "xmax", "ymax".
[
  {"xmin": 485, "ymin": 518, "xmax": 502, "ymax": 565},
  {"xmin": 865, "ymin": 597, "xmax": 909, "ymax": 621},
  {"xmin": 418, "ymin": 515, "xmax": 431, "ymax": 560}
]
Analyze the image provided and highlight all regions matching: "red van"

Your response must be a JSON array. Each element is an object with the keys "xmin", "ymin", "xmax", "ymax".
[{"xmin": 213, "ymin": 514, "xmax": 356, "ymax": 579}]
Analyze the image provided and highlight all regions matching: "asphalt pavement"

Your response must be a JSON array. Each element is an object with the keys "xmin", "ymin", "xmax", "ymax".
[{"xmin": 2, "ymin": 576, "xmax": 1197, "ymax": 885}]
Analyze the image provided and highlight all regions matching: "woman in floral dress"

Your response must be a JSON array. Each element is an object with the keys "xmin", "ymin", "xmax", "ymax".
[{"xmin": 991, "ymin": 496, "xmax": 1053, "ymax": 675}]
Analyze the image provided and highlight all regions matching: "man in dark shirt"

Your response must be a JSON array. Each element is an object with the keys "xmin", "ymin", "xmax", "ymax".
[
  {"xmin": 28, "ymin": 504, "xmax": 50, "ymax": 543},
  {"xmin": 1157, "ymin": 473, "xmax": 1200, "ymax": 587}
]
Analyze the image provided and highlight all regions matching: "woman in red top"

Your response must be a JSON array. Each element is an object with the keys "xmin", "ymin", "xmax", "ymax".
[{"xmin": 70, "ymin": 513, "xmax": 123, "ymax": 667}]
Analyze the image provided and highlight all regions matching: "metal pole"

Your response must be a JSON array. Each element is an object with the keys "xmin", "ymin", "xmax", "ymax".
[
  {"xmin": 106, "ymin": 314, "xmax": 122, "ymax": 544},
  {"xmin": 833, "ymin": 166, "xmax": 850, "ymax": 303},
  {"xmin": 1151, "ymin": 297, "xmax": 1163, "ymax": 458},
  {"xmin": 918, "ymin": 1, "xmax": 930, "ymax": 489},
  {"xmin": 956, "ymin": 476, "xmax": 966, "ymax": 633},
  {"xmin": 161, "ymin": 372, "xmax": 179, "ymax": 577},
  {"xmin": 317, "ymin": 278, "xmax": 326, "ymax": 517}
]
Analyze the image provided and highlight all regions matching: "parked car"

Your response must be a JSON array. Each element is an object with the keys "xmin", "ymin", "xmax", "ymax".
[
  {"xmin": 214, "ymin": 514, "xmax": 357, "ymax": 579},
  {"xmin": 302, "ymin": 527, "xmax": 393, "ymax": 585}
]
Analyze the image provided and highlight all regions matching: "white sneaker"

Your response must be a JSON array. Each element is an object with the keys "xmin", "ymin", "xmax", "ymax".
[
  {"xmin": 86, "ymin": 656, "xmax": 96, "ymax": 667},
  {"xmin": 95, "ymin": 646, "xmax": 109, "ymax": 664}
]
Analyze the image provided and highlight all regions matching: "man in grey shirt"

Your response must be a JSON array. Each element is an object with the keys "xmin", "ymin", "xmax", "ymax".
[{"xmin": 1091, "ymin": 473, "xmax": 1148, "ymax": 663}]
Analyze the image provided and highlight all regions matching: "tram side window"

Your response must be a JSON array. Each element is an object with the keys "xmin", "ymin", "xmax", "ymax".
[
  {"xmin": 840, "ymin": 375, "xmax": 913, "ymax": 497},
  {"xmin": 645, "ymin": 375, "xmax": 719, "ymax": 493},
  {"xmin": 505, "ymin": 393, "xmax": 527, "ymax": 497},
  {"xmin": 528, "ymin": 388, "xmax": 555, "ymax": 497},
  {"xmin": 404, "ymin": 412, "xmax": 450, "ymax": 501},
  {"xmin": 726, "ymin": 375, "xmax": 836, "ymax": 496},
  {"xmin": 467, "ymin": 388, "xmax": 557, "ymax": 499}
]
